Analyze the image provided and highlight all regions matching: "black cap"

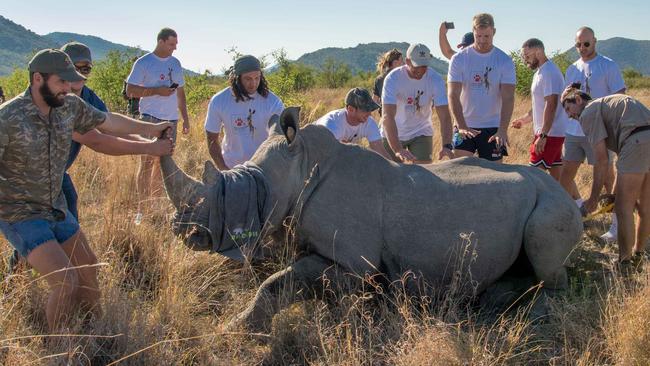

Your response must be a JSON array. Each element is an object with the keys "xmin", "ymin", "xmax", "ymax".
[
  {"xmin": 28, "ymin": 49, "xmax": 86, "ymax": 82},
  {"xmin": 345, "ymin": 88, "xmax": 379, "ymax": 112}
]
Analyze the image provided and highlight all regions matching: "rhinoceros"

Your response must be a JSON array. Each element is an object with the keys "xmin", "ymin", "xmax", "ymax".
[{"xmin": 160, "ymin": 107, "xmax": 582, "ymax": 332}]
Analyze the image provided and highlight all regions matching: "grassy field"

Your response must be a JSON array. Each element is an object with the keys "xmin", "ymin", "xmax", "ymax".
[{"xmin": 1, "ymin": 89, "xmax": 650, "ymax": 365}]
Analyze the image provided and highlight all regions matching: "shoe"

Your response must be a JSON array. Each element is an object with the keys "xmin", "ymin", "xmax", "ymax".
[
  {"xmin": 600, "ymin": 214, "xmax": 618, "ymax": 243},
  {"xmin": 575, "ymin": 198, "xmax": 584, "ymax": 208},
  {"xmin": 600, "ymin": 230, "xmax": 616, "ymax": 243},
  {"xmin": 134, "ymin": 212, "xmax": 143, "ymax": 225}
]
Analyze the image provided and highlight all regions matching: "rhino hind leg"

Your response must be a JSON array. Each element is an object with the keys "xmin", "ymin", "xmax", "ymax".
[
  {"xmin": 227, "ymin": 254, "xmax": 347, "ymax": 333},
  {"xmin": 522, "ymin": 191, "xmax": 582, "ymax": 290}
]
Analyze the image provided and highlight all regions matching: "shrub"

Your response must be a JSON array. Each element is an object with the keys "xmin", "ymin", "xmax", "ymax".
[{"xmin": 87, "ymin": 49, "xmax": 144, "ymax": 113}]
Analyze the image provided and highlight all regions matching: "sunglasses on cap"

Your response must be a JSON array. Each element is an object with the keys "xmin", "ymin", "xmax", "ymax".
[
  {"xmin": 575, "ymin": 42, "xmax": 591, "ymax": 48},
  {"xmin": 75, "ymin": 65, "xmax": 92, "ymax": 75}
]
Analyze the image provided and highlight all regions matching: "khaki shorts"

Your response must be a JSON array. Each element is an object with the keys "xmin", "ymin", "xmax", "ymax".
[
  {"xmin": 563, "ymin": 134, "xmax": 615, "ymax": 165},
  {"xmin": 383, "ymin": 135, "xmax": 433, "ymax": 162},
  {"xmin": 140, "ymin": 114, "xmax": 178, "ymax": 143},
  {"xmin": 617, "ymin": 130, "xmax": 650, "ymax": 174}
]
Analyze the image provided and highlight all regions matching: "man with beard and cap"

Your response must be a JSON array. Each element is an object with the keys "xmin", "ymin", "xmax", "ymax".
[
  {"xmin": 561, "ymin": 26, "xmax": 626, "ymax": 243},
  {"xmin": 204, "ymin": 54, "xmax": 284, "ymax": 170},
  {"xmin": 561, "ymin": 87, "xmax": 650, "ymax": 271},
  {"xmin": 381, "ymin": 43, "xmax": 454, "ymax": 164},
  {"xmin": 126, "ymin": 27, "xmax": 189, "ymax": 221},
  {"xmin": 511, "ymin": 38, "xmax": 569, "ymax": 181},
  {"xmin": 447, "ymin": 13, "xmax": 516, "ymax": 162},
  {"xmin": 0, "ymin": 49, "xmax": 173, "ymax": 331},
  {"xmin": 315, "ymin": 87, "xmax": 391, "ymax": 160}
]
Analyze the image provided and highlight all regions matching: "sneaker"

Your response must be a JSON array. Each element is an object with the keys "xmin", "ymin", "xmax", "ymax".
[
  {"xmin": 134, "ymin": 212, "xmax": 143, "ymax": 225},
  {"xmin": 575, "ymin": 198, "xmax": 584, "ymax": 208},
  {"xmin": 601, "ymin": 214, "xmax": 618, "ymax": 243}
]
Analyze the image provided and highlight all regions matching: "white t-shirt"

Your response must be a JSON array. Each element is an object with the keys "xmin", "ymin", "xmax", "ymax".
[
  {"xmin": 530, "ymin": 60, "xmax": 569, "ymax": 137},
  {"xmin": 204, "ymin": 87, "xmax": 284, "ymax": 168},
  {"xmin": 314, "ymin": 109, "xmax": 381, "ymax": 143},
  {"xmin": 381, "ymin": 65, "xmax": 448, "ymax": 141},
  {"xmin": 447, "ymin": 46, "xmax": 516, "ymax": 128},
  {"xmin": 126, "ymin": 53, "xmax": 185, "ymax": 120},
  {"xmin": 564, "ymin": 54, "xmax": 626, "ymax": 136}
]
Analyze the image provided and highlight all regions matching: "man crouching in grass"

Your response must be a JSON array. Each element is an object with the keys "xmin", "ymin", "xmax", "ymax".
[
  {"xmin": 0, "ymin": 49, "xmax": 174, "ymax": 331},
  {"xmin": 561, "ymin": 84, "xmax": 650, "ymax": 271}
]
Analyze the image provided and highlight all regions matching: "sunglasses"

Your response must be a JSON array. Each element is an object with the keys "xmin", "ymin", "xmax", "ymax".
[
  {"xmin": 575, "ymin": 42, "xmax": 591, "ymax": 48},
  {"xmin": 75, "ymin": 65, "xmax": 92, "ymax": 75}
]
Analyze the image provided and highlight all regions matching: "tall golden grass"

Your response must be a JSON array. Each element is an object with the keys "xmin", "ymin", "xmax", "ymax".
[{"xmin": 1, "ymin": 89, "xmax": 649, "ymax": 365}]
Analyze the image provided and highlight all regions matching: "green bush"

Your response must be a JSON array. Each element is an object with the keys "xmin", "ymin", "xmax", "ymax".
[
  {"xmin": 0, "ymin": 68, "xmax": 29, "ymax": 100},
  {"xmin": 511, "ymin": 51, "xmax": 573, "ymax": 97},
  {"xmin": 317, "ymin": 58, "xmax": 352, "ymax": 89},
  {"xmin": 87, "ymin": 49, "xmax": 144, "ymax": 113},
  {"xmin": 183, "ymin": 71, "xmax": 223, "ymax": 118}
]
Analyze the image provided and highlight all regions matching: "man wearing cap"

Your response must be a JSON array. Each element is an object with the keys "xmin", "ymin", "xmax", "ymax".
[
  {"xmin": 561, "ymin": 26, "xmax": 626, "ymax": 242},
  {"xmin": 511, "ymin": 38, "xmax": 569, "ymax": 180},
  {"xmin": 126, "ymin": 27, "xmax": 189, "ymax": 216},
  {"xmin": 448, "ymin": 13, "xmax": 516, "ymax": 162},
  {"xmin": 381, "ymin": 43, "xmax": 453, "ymax": 164},
  {"xmin": 0, "ymin": 48, "xmax": 173, "ymax": 331},
  {"xmin": 438, "ymin": 22, "xmax": 474, "ymax": 60},
  {"xmin": 59, "ymin": 42, "xmax": 174, "ymax": 220},
  {"xmin": 315, "ymin": 87, "xmax": 391, "ymax": 160},
  {"xmin": 205, "ymin": 55, "xmax": 284, "ymax": 170}
]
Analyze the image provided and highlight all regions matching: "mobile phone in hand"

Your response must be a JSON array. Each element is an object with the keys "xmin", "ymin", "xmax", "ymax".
[
  {"xmin": 170, "ymin": 82, "xmax": 179, "ymax": 89},
  {"xmin": 445, "ymin": 22, "xmax": 455, "ymax": 30}
]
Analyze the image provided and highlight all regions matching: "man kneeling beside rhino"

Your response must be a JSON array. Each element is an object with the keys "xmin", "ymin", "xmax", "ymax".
[{"xmin": 160, "ymin": 107, "xmax": 582, "ymax": 332}]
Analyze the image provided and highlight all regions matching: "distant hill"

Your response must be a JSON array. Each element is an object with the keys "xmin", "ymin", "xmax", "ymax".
[
  {"xmin": 0, "ymin": 15, "xmax": 199, "ymax": 77},
  {"xmin": 296, "ymin": 42, "xmax": 449, "ymax": 75},
  {"xmin": 563, "ymin": 37, "xmax": 650, "ymax": 75},
  {"xmin": 44, "ymin": 32, "xmax": 139, "ymax": 61}
]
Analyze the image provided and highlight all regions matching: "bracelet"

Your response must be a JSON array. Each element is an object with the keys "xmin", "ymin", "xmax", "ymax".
[{"xmin": 443, "ymin": 143, "xmax": 454, "ymax": 150}]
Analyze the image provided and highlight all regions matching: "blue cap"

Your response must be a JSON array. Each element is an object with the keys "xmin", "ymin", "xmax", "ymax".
[{"xmin": 458, "ymin": 32, "xmax": 474, "ymax": 48}]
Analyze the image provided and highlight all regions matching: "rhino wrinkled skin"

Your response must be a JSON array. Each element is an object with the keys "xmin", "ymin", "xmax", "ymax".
[{"xmin": 160, "ymin": 107, "xmax": 582, "ymax": 332}]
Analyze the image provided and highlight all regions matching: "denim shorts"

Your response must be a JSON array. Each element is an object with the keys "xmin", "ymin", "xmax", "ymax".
[{"xmin": 0, "ymin": 211, "xmax": 80, "ymax": 258}]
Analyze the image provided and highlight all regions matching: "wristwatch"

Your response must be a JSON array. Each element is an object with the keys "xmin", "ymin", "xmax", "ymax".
[
  {"xmin": 443, "ymin": 143, "xmax": 454, "ymax": 150},
  {"xmin": 539, "ymin": 132, "xmax": 548, "ymax": 139}
]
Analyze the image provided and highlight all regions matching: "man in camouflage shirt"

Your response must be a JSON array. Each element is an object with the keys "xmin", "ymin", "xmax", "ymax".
[{"xmin": 0, "ymin": 49, "xmax": 173, "ymax": 331}]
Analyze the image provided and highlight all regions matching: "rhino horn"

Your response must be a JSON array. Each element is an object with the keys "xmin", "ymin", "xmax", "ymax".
[
  {"xmin": 280, "ymin": 106, "xmax": 300, "ymax": 144},
  {"xmin": 202, "ymin": 160, "xmax": 220, "ymax": 186},
  {"xmin": 160, "ymin": 155, "xmax": 205, "ymax": 209}
]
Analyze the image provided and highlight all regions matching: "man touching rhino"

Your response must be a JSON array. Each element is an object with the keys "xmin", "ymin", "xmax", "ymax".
[{"xmin": 315, "ymin": 87, "xmax": 391, "ymax": 160}]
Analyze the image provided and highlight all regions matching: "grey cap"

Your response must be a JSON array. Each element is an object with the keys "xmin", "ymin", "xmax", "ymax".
[
  {"xmin": 28, "ymin": 49, "xmax": 86, "ymax": 82},
  {"xmin": 233, "ymin": 55, "xmax": 261, "ymax": 76},
  {"xmin": 406, "ymin": 43, "xmax": 433, "ymax": 67},
  {"xmin": 60, "ymin": 42, "xmax": 93, "ymax": 65},
  {"xmin": 345, "ymin": 87, "xmax": 379, "ymax": 112}
]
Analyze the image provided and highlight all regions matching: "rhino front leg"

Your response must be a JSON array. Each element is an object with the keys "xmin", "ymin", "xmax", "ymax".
[{"xmin": 227, "ymin": 254, "xmax": 337, "ymax": 333}]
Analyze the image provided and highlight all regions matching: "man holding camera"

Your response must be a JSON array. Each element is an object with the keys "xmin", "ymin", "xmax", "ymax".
[{"xmin": 126, "ymin": 27, "xmax": 189, "ymax": 221}]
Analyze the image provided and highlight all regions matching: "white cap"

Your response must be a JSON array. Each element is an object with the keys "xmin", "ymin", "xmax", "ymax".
[{"xmin": 406, "ymin": 43, "xmax": 433, "ymax": 67}]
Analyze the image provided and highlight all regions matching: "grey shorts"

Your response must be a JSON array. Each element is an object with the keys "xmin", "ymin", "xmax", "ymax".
[
  {"xmin": 563, "ymin": 134, "xmax": 595, "ymax": 164},
  {"xmin": 140, "ymin": 114, "xmax": 178, "ymax": 143},
  {"xmin": 617, "ymin": 130, "xmax": 650, "ymax": 174}
]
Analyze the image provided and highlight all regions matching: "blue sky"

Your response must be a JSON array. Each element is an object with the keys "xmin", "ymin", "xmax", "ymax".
[{"xmin": 2, "ymin": 0, "xmax": 649, "ymax": 73}]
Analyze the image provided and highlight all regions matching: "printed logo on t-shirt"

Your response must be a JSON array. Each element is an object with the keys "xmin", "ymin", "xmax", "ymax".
[
  {"xmin": 168, "ymin": 68, "xmax": 174, "ymax": 86},
  {"xmin": 159, "ymin": 73, "xmax": 165, "ymax": 80},
  {"xmin": 471, "ymin": 67, "xmax": 493, "ymax": 92},
  {"xmin": 414, "ymin": 90, "xmax": 424, "ymax": 112},
  {"xmin": 342, "ymin": 133, "xmax": 358, "ymax": 144},
  {"xmin": 232, "ymin": 115, "xmax": 247, "ymax": 129},
  {"xmin": 585, "ymin": 71, "xmax": 592, "ymax": 95},
  {"xmin": 247, "ymin": 109, "xmax": 256, "ymax": 136}
]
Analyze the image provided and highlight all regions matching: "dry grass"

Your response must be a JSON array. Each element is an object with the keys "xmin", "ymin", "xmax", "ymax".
[{"xmin": 1, "ymin": 90, "xmax": 649, "ymax": 365}]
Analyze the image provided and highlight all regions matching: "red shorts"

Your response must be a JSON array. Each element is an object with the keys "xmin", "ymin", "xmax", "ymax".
[{"xmin": 529, "ymin": 135, "xmax": 565, "ymax": 169}]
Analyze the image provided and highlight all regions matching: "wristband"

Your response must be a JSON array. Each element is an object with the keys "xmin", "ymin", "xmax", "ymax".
[{"xmin": 443, "ymin": 143, "xmax": 454, "ymax": 150}]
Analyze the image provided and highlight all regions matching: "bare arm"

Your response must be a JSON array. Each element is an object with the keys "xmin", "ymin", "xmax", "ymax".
[
  {"xmin": 73, "ymin": 130, "xmax": 173, "ymax": 156},
  {"xmin": 584, "ymin": 140, "xmax": 609, "ymax": 212},
  {"xmin": 381, "ymin": 104, "xmax": 414, "ymax": 162},
  {"xmin": 97, "ymin": 112, "xmax": 172, "ymax": 137},
  {"xmin": 206, "ymin": 131, "xmax": 229, "ymax": 170},
  {"xmin": 176, "ymin": 86, "xmax": 190, "ymax": 134},
  {"xmin": 448, "ymin": 82, "xmax": 480, "ymax": 139},
  {"xmin": 438, "ymin": 22, "xmax": 456, "ymax": 60},
  {"xmin": 488, "ymin": 83, "xmax": 515, "ymax": 146},
  {"xmin": 368, "ymin": 139, "xmax": 392, "ymax": 160},
  {"xmin": 434, "ymin": 105, "xmax": 454, "ymax": 160},
  {"xmin": 533, "ymin": 94, "xmax": 559, "ymax": 154},
  {"xmin": 126, "ymin": 83, "xmax": 175, "ymax": 98}
]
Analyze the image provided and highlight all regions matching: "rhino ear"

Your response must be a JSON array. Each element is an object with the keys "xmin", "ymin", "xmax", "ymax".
[
  {"xmin": 279, "ymin": 106, "xmax": 300, "ymax": 144},
  {"xmin": 268, "ymin": 114, "xmax": 282, "ymax": 136},
  {"xmin": 202, "ymin": 160, "xmax": 220, "ymax": 186}
]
